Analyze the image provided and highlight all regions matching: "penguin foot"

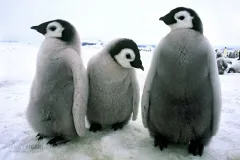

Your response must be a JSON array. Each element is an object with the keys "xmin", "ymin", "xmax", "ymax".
[
  {"xmin": 47, "ymin": 136, "xmax": 69, "ymax": 146},
  {"xmin": 112, "ymin": 122, "xmax": 125, "ymax": 131},
  {"xmin": 188, "ymin": 140, "xmax": 204, "ymax": 156},
  {"xmin": 89, "ymin": 123, "xmax": 102, "ymax": 132},
  {"xmin": 154, "ymin": 135, "xmax": 169, "ymax": 151},
  {"xmin": 36, "ymin": 133, "xmax": 47, "ymax": 141}
]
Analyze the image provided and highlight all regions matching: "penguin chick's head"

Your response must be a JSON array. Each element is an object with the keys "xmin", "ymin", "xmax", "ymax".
[
  {"xmin": 159, "ymin": 7, "xmax": 203, "ymax": 34},
  {"xmin": 30, "ymin": 19, "xmax": 75, "ymax": 42},
  {"xmin": 109, "ymin": 38, "xmax": 144, "ymax": 71}
]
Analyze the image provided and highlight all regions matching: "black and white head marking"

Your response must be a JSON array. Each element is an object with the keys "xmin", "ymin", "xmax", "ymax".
[
  {"xmin": 109, "ymin": 38, "xmax": 144, "ymax": 70},
  {"xmin": 159, "ymin": 7, "xmax": 203, "ymax": 34},
  {"xmin": 30, "ymin": 19, "xmax": 75, "ymax": 42}
]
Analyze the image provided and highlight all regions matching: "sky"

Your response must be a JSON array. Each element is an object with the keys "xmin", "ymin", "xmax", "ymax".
[{"xmin": 0, "ymin": 0, "xmax": 240, "ymax": 46}]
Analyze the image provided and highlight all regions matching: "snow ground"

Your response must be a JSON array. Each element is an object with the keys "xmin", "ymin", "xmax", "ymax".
[{"xmin": 0, "ymin": 43, "xmax": 240, "ymax": 160}]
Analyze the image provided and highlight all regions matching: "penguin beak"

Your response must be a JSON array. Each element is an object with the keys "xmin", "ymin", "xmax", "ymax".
[
  {"xmin": 30, "ymin": 23, "xmax": 47, "ymax": 35},
  {"xmin": 159, "ymin": 13, "xmax": 176, "ymax": 25},
  {"xmin": 130, "ymin": 60, "xmax": 144, "ymax": 71},
  {"xmin": 30, "ymin": 26, "xmax": 38, "ymax": 30},
  {"xmin": 159, "ymin": 17, "xmax": 164, "ymax": 21}
]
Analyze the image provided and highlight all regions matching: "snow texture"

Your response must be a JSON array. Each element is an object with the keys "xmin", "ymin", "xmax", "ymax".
[{"xmin": 0, "ymin": 43, "xmax": 240, "ymax": 160}]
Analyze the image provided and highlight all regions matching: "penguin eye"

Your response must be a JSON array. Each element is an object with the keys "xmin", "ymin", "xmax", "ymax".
[
  {"xmin": 126, "ymin": 53, "xmax": 131, "ymax": 59},
  {"xmin": 178, "ymin": 16, "xmax": 185, "ymax": 20},
  {"xmin": 49, "ymin": 26, "xmax": 57, "ymax": 31}
]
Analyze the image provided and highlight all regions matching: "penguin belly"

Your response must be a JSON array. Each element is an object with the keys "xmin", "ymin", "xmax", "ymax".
[
  {"xmin": 148, "ymin": 30, "xmax": 213, "ymax": 144},
  {"xmin": 148, "ymin": 77, "xmax": 213, "ymax": 144},
  {"xmin": 27, "ymin": 61, "xmax": 77, "ymax": 138},
  {"xmin": 87, "ymin": 77, "xmax": 133, "ymax": 125}
]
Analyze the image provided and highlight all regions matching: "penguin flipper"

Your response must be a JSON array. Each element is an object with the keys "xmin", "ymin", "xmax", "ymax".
[
  {"xmin": 64, "ymin": 48, "xmax": 88, "ymax": 137},
  {"xmin": 130, "ymin": 69, "xmax": 140, "ymax": 121},
  {"xmin": 208, "ymin": 45, "xmax": 222, "ymax": 136},
  {"xmin": 141, "ymin": 46, "xmax": 159, "ymax": 128}
]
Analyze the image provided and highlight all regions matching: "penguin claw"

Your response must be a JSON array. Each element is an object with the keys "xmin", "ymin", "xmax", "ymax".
[
  {"xmin": 112, "ymin": 122, "xmax": 125, "ymax": 131},
  {"xmin": 154, "ymin": 135, "xmax": 169, "ymax": 151},
  {"xmin": 188, "ymin": 140, "xmax": 204, "ymax": 156},
  {"xmin": 36, "ymin": 133, "xmax": 47, "ymax": 141},
  {"xmin": 47, "ymin": 136, "xmax": 69, "ymax": 146},
  {"xmin": 89, "ymin": 123, "xmax": 102, "ymax": 132}
]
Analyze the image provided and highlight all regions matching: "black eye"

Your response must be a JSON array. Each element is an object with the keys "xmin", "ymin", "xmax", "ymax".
[
  {"xmin": 126, "ymin": 53, "xmax": 131, "ymax": 59},
  {"xmin": 49, "ymin": 26, "xmax": 56, "ymax": 31},
  {"xmin": 178, "ymin": 16, "xmax": 185, "ymax": 20}
]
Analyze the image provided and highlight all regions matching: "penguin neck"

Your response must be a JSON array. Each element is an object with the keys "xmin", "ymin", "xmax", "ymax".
[
  {"xmin": 70, "ymin": 30, "xmax": 81, "ymax": 53},
  {"xmin": 40, "ymin": 34, "xmax": 81, "ymax": 54},
  {"xmin": 100, "ymin": 51, "xmax": 130, "ymax": 77},
  {"xmin": 39, "ymin": 38, "xmax": 65, "ymax": 53}
]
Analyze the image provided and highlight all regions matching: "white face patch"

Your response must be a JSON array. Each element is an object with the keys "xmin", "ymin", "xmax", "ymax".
[
  {"xmin": 45, "ymin": 21, "xmax": 64, "ymax": 38},
  {"xmin": 114, "ymin": 48, "xmax": 136, "ymax": 68},
  {"xmin": 169, "ymin": 11, "xmax": 194, "ymax": 31}
]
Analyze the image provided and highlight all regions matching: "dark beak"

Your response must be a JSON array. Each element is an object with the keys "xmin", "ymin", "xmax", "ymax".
[
  {"xmin": 159, "ymin": 14, "xmax": 176, "ymax": 25},
  {"xmin": 130, "ymin": 58, "xmax": 144, "ymax": 71},
  {"xmin": 30, "ymin": 26, "xmax": 38, "ymax": 30},
  {"xmin": 159, "ymin": 17, "xmax": 164, "ymax": 21},
  {"xmin": 30, "ymin": 23, "xmax": 47, "ymax": 35}
]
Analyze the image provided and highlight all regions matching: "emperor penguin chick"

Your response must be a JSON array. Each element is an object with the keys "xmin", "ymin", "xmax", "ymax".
[
  {"xmin": 141, "ymin": 7, "xmax": 222, "ymax": 156},
  {"xmin": 27, "ymin": 19, "xmax": 88, "ymax": 146},
  {"xmin": 87, "ymin": 38, "xmax": 144, "ymax": 132}
]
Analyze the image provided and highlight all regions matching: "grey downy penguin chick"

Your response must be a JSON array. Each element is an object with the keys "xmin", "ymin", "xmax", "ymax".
[
  {"xmin": 141, "ymin": 7, "xmax": 222, "ymax": 156},
  {"xmin": 87, "ymin": 38, "xmax": 144, "ymax": 132},
  {"xmin": 217, "ymin": 57, "xmax": 228, "ymax": 75},
  {"xmin": 216, "ymin": 51, "xmax": 223, "ymax": 58},
  {"xmin": 26, "ymin": 19, "xmax": 88, "ymax": 146}
]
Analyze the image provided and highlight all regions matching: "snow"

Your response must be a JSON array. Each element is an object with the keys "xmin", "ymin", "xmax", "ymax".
[{"xmin": 0, "ymin": 43, "xmax": 240, "ymax": 160}]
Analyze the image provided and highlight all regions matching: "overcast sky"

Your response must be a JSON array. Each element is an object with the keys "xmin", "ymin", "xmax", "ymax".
[{"xmin": 0, "ymin": 0, "xmax": 239, "ymax": 46}]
